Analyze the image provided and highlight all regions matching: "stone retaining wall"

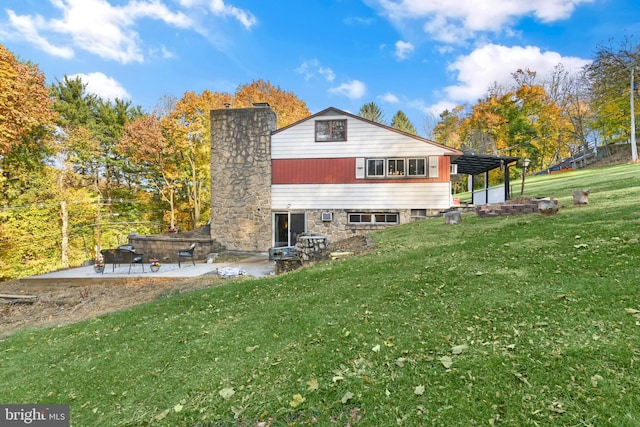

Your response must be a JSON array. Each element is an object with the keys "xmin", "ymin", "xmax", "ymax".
[
  {"xmin": 295, "ymin": 233, "xmax": 329, "ymax": 263},
  {"xmin": 475, "ymin": 197, "xmax": 561, "ymax": 218},
  {"xmin": 127, "ymin": 225, "xmax": 223, "ymax": 262},
  {"xmin": 475, "ymin": 203, "xmax": 539, "ymax": 218}
]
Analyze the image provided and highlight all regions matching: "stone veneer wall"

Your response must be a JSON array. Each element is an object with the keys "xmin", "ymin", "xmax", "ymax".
[
  {"xmin": 304, "ymin": 209, "xmax": 433, "ymax": 243},
  {"xmin": 475, "ymin": 203, "xmax": 539, "ymax": 217},
  {"xmin": 210, "ymin": 105, "xmax": 276, "ymax": 252},
  {"xmin": 127, "ymin": 225, "xmax": 223, "ymax": 263}
]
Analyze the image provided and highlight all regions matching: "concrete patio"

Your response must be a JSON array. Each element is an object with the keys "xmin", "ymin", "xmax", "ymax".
[{"xmin": 18, "ymin": 253, "xmax": 275, "ymax": 290}]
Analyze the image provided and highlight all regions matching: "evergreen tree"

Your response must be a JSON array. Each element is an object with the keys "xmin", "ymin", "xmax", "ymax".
[
  {"xmin": 358, "ymin": 102, "xmax": 386, "ymax": 125},
  {"xmin": 390, "ymin": 110, "xmax": 417, "ymax": 134}
]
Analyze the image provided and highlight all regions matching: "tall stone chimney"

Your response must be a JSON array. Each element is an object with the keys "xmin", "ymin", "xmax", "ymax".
[{"xmin": 210, "ymin": 104, "xmax": 276, "ymax": 251}]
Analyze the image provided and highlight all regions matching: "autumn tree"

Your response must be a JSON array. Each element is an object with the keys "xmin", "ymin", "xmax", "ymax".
[
  {"xmin": 358, "ymin": 102, "xmax": 386, "ymax": 124},
  {"xmin": 232, "ymin": 79, "xmax": 310, "ymax": 128},
  {"xmin": 584, "ymin": 38, "xmax": 640, "ymax": 152},
  {"xmin": 432, "ymin": 105, "xmax": 466, "ymax": 149}
]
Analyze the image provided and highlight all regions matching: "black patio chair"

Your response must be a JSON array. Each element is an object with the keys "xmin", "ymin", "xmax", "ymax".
[
  {"xmin": 117, "ymin": 247, "xmax": 144, "ymax": 273},
  {"xmin": 100, "ymin": 246, "xmax": 144, "ymax": 274},
  {"xmin": 178, "ymin": 243, "xmax": 196, "ymax": 267}
]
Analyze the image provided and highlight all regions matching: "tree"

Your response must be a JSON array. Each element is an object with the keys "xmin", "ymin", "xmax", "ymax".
[
  {"xmin": 233, "ymin": 79, "xmax": 310, "ymax": 128},
  {"xmin": 432, "ymin": 105, "xmax": 466, "ymax": 148},
  {"xmin": 390, "ymin": 110, "xmax": 417, "ymax": 134},
  {"xmin": 358, "ymin": 102, "xmax": 386, "ymax": 124},
  {"xmin": 584, "ymin": 38, "xmax": 640, "ymax": 149},
  {"xmin": 0, "ymin": 44, "xmax": 56, "ymax": 157},
  {"xmin": 118, "ymin": 110, "xmax": 181, "ymax": 231}
]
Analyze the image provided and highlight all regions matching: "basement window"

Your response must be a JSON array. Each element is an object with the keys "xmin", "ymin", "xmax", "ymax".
[{"xmin": 348, "ymin": 213, "xmax": 399, "ymax": 224}]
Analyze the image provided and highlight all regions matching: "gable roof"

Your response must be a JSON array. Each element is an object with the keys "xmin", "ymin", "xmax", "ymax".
[{"xmin": 273, "ymin": 107, "xmax": 463, "ymax": 156}]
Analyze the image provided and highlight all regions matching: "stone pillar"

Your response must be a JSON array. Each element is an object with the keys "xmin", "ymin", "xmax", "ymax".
[{"xmin": 210, "ymin": 104, "xmax": 276, "ymax": 251}]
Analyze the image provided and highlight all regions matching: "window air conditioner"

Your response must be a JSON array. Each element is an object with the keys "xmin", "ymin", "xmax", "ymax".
[{"xmin": 321, "ymin": 212, "xmax": 333, "ymax": 222}]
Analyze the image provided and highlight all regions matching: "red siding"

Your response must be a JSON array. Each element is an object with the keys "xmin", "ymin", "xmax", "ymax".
[{"xmin": 272, "ymin": 158, "xmax": 451, "ymax": 184}]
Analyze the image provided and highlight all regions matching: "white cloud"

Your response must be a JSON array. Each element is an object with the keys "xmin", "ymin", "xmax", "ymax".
[
  {"xmin": 6, "ymin": 10, "xmax": 74, "ymax": 58},
  {"xmin": 6, "ymin": 0, "xmax": 193, "ymax": 64},
  {"xmin": 424, "ymin": 99, "xmax": 458, "ymax": 117},
  {"xmin": 379, "ymin": 92, "xmax": 400, "ymax": 103},
  {"xmin": 295, "ymin": 59, "xmax": 335, "ymax": 82},
  {"xmin": 395, "ymin": 40, "xmax": 414, "ymax": 60},
  {"xmin": 4, "ymin": 0, "xmax": 256, "ymax": 64},
  {"xmin": 208, "ymin": 0, "xmax": 257, "ymax": 29},
  {"xmin": 329, "ymin": 80, "xmax": 367, "ymax": 99},
  {"xmin": 444, "ymin": 44, "xmax": 591, "ymax": 103},
  {"xmin": 70, "ymin": 72, "xmax": 131, "ymax": 101},
  {"xmin": 319, "ymin": 67, "xmax": 336, "ymax": 82},
  {"xmin": 375, "ymin": 0, "xmax": 595, "ymax": 43}
]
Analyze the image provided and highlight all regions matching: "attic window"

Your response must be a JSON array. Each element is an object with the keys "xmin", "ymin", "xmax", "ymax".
[{"xmin": 315, "ymin": 119, "xmax": 346, "ymax": 142}]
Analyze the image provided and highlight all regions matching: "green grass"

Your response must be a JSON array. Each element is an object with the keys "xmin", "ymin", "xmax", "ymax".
[{"xmin": 2, "ymin": 163, "xmax": 640, "ymax": 426}]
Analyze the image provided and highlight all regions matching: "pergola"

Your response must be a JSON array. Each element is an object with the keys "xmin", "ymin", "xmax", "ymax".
[{"xmin": 451, "ymin": 153, "xmax": 521, "ymax": 204}]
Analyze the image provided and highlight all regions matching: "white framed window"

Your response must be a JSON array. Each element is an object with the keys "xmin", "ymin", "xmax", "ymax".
[
  {"xmin": 315, "ymin": 119, "xmax": 347, "ymax": 141},
  {"xmin": 387, "ymin": 158, "xmax": 405, "ymax": 176},
  {"xmin": 408, "ymin": 158, "xmax": 426, "ymax": 176},
  {"xmin": 367, "ymin": 159, "xmax": 385, "ymax": 177},
  {"xmin": 348, "ymin": 213, "xmax": 399, "ymax": 224},
  {"xmin": 450, "ymin": 164, "xmax": 458, "ymax": 175}
]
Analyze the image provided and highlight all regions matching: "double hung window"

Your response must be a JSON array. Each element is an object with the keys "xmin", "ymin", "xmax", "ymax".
[{"xmin": 315, "ymin": 120, "xmax": 347, "ymax": 141}]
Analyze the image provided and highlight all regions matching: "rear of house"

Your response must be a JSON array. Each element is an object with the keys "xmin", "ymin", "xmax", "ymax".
[{"xmin": 210, "ymin": 104, "xmax": 462, "ymax": 252}]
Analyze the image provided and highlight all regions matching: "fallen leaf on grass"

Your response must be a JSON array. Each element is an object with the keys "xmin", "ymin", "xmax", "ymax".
[
  {"xmin": 591, "ymin": 374, "xmax": 604, "ymax": 387},
  {"xmin": 289, "ymin": 394, "xmax": 306, "ymax": 408},
  {"xmin": 173, "ymin": 403, "xmax": 183, "ymax": 413},
  {"xmin": 155, "ymin": 409, "xmax": 170, "ymax": 421},
  {"xmin": 513, "ymin": 372, "xmax": 531, "ymax": 387},
  {"xmin": 307, "ymin": 378, "xmax": 319, "ymax": 391},
  {"xmin": 219, "ymin": 387, "xmax": 235, "ymax": 400},
  {"xmin": 414, "ymin": 385, "xmax": 425, "ymax": 396},
  {"xmin": 439, "ymin": 356, "xmax": 453, "ymax": 368},
  {"xmin": 451, "ymin": 344, "xmax": 468, "ymax": 355},
  {"xmin": 372, "ymin": 344, "xmax": 381, "ymax": 353},
  {"xmin": 341, "ymin": 391, "xmax": 354, "ymax": 404},
  {"xmin": 625, "ymin": 308, "xmax": 640, "ymax": 318},
  {"xmin": 245, "ymin": 345, "xmax": 259, "ymax": 352}
]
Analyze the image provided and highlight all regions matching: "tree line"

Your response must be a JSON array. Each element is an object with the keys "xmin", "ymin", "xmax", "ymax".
[
  {"xmin": 1, "ymin": 38, "xmax": 638, "ymax": 279},
  {"xmin": 429, "ymin": 38, "xmax": 640, "ymax": 183}
]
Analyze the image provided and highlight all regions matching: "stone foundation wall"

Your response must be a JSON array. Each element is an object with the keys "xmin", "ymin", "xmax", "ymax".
[{"xmin": 304, "ymin": 209, "xmax": 419, "ymax": 243}]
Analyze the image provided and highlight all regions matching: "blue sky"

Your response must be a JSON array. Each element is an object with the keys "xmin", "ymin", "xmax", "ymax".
[{"xmin": 2, "ymin": 0, "xmax": 640, "ymax": 136}]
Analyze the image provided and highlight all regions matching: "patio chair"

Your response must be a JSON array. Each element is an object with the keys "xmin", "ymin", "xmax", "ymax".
[
  {"xmin": 100, "ymin": 246, "xmax": 144, "ymax": 274},
  {"xmin": 117, "ymin": 246, "xmax": 144, "ymax": 274},
  {"xmin": 178, "ymin": 243, "xmax": 196, "ymax": 267}
]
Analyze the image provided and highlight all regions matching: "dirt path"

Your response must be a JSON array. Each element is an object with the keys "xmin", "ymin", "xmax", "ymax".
[{"xmin": 0, "ymin": 277, "xmax": 220, "ymax": 338}]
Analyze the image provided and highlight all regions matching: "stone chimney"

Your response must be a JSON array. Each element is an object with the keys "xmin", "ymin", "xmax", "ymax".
[{"xmin": 210, "ymin": 104, "xmax": 276, "ymax": 252}]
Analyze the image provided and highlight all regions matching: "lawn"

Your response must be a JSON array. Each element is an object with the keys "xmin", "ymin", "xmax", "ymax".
[{"xmin": 1, "ymin": 163, "xmax": 640, "ymax": 426}]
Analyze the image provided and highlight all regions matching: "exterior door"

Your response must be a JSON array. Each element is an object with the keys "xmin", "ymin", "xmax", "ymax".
[{"xmin": 274, "ymin": 212, "xmax": 305, "ymax": 247}]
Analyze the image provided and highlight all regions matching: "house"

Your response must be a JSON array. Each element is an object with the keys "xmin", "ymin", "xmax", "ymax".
[{"xmin": 209, "ymin": 104, "xmax": 463, "ymax": 252}]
